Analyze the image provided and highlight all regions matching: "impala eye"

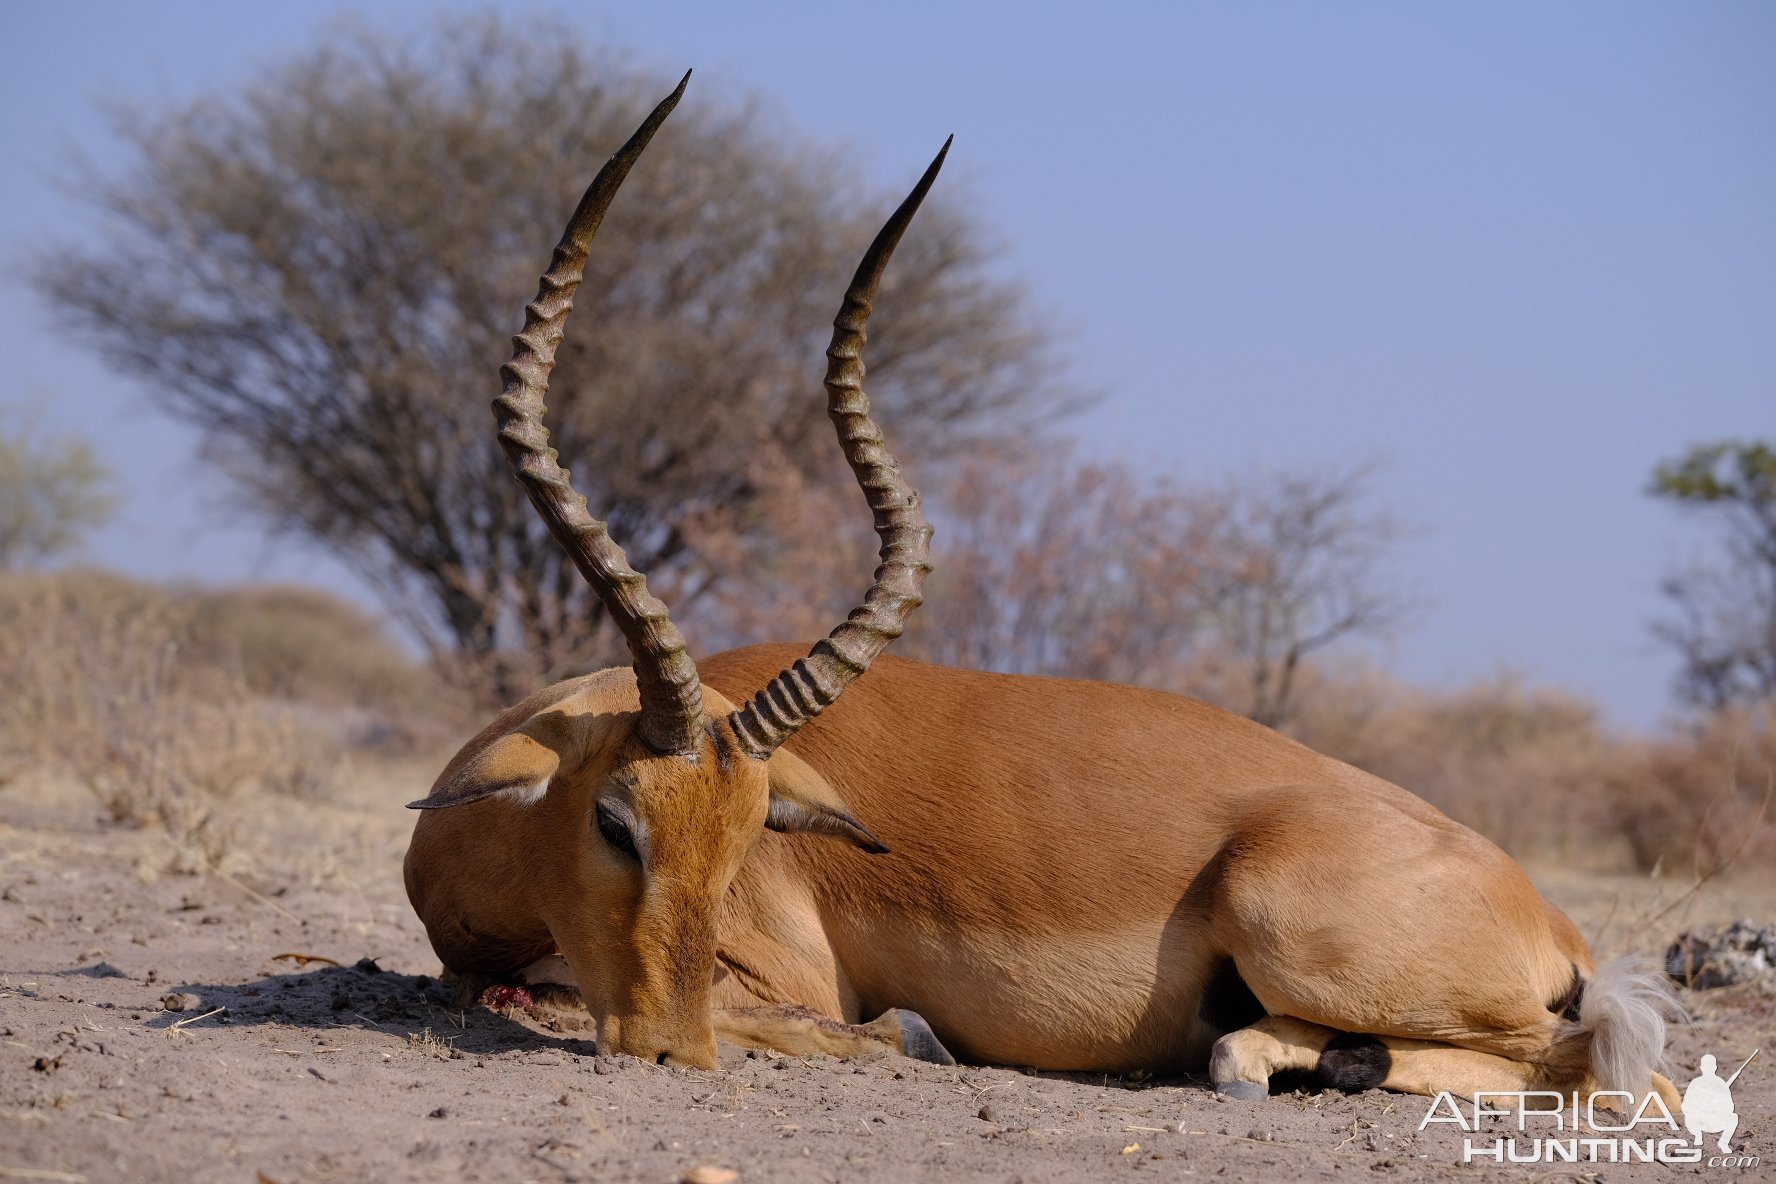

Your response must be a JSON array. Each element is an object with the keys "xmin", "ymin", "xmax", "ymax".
[{"xmin": 595, "ymin": 800, "xmax": 639, "ymax": 860}]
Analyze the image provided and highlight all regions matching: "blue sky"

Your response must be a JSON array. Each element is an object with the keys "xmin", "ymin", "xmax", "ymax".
[{"xmin": 2, "ymin": 2, "xmax": 1771, "ymax": 730}]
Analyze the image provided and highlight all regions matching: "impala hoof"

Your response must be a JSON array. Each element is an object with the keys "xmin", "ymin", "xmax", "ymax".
[
  {"xmin": 891, "ymin": 1009, "xmax": 956, "ymax": 1065},
  {"xmin": 1214, "ymin": 1080, "xmax": 1267, "ymax": 1101}
]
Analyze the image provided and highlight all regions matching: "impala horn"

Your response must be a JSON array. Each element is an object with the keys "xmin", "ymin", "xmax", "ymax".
[
  {"xmin": 491, "ymin": 72, "xmax": 706, "ymax": 757},
  {"xmin": 726, "ymin": 140, "xmax": 947, "ymax": 757}
]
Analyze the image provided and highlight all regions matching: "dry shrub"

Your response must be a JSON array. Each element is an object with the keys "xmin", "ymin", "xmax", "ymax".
[
  {"xmin": 1321, "ymin": 674, "xmax": 1612, "ymax": 862},
  {"xmin": 0, "ymin": 569, "xmax": 454, "ymax": 865},
  {"xmin": 1584, "ymin": 707, "xmax": 1775, "ymax": 876},
  {"xmin": 689, "ymin": 443, "xmax": 1236, "ymax": 685},
  {"xmin": 183, "ymin": 584, "xmax": 423, "ymax": 712},
  {"xmin": 1287, "ymin": 663, "xmax": 1776, "ymax": 874}
]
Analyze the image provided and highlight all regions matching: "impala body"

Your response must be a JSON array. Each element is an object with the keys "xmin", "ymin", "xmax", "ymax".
[{"xmin": 405, "ymin": 74, "xmax": 1682, "ymax": 1110}]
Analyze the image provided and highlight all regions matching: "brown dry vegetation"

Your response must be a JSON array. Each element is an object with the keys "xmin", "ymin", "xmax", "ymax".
[
  {"xmin": 2, "ymin": 564, "xmax": 1769, "ymax": 882},
  {"xmin": 0, "ymin": 570, "xmax": 470, "ymax": 868},
  {"xmin": 1286, "ymin": 666, "xmax": 1776, "ymax": 875}
]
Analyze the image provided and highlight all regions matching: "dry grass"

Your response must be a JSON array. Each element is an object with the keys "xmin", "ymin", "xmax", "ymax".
[
  {"xmin": 1288, "ymin": 662, "xmax": 1776, "ymax": 874},
  {"xmin": 405, "ymin": 1027, "xmax": 462, "ymax": 1060},
  {"xmin": 0, "ymin": 569, "xmax": 465, "ymax": 868},
  {"xmin": 2, "ymin": 567, "xmax": 1768, "ymax": 880}
]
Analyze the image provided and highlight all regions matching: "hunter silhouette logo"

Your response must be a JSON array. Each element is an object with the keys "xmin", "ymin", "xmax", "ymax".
[{"xmin": 1684, "ymin": 1050, "xmax": 1757, "ymax": 1154}]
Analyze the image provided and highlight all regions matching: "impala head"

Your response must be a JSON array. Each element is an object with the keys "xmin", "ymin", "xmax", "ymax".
[{"xmin": 403, "ymin": 73, "xmax": 942, "ymax": 1068}]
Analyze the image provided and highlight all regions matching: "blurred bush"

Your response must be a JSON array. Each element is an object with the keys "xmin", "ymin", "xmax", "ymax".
[
  {"xmin": 1289, "ymin": 663, "xmax": 1773, "ymax": 875},
  {"xmin": 0, "ymin": 570, "xmax": 465, "ymax": 864},
  {"xmin": 1, "ymin": 566, "xmax": 1766, "ymax": 877}
]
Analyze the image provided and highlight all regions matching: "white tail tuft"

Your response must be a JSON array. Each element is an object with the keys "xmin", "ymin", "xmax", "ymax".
[{"xmin": 1577, "ymin": 957, "xmax": 1687, "ymax": 1094}]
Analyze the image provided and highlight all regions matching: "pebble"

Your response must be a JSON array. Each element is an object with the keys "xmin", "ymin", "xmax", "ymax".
[
  {"xmin": 681, "ymin": 1168, "xmax": 739, "ymax": 1184},
  {"xmin": 160, "ymin": 992, "xmax": 202, "ymax": 1012},
  {"xmin": 977, "ymin": 1103, "xmax": 1000, "ymax": 1122}
]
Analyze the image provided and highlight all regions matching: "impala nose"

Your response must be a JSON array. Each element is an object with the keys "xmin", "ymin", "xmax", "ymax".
[{"xmin": 656, "ymin": 1046, "xmax": 717, "ymax": 1070}]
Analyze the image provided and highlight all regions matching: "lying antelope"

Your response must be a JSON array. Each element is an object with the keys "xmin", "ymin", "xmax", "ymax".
[{"xmin": 404, "ymin": 74, "xmax": 1682, "ymax": 1110}]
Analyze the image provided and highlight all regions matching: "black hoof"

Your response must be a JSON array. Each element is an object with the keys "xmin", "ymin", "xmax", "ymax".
[
  {"xmin": 891, "ymin": 1009, "xmax": 956, "ymax": 1065},
  {"xmin": 1214, "ymin": 1079, "xmax": 1267, "ymax": 1101}
]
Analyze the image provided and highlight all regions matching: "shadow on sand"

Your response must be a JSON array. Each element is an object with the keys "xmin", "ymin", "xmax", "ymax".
[{"xmin": 145, "ymin": 961, "xmax": 600, "ymax": 1061}]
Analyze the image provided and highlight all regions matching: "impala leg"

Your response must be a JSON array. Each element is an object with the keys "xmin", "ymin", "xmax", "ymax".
[
  {"xmin": 1379, "ymin": 1045, "xmax": 1681, "ymax": 1116},
  {"xmin": 713, "ymin": 1004, "xmax": 955, "ymax": 1064},
  {"xmin": 1211, "ymin": 1016, "xmax": 1566, "ymax": 1102},
  {"xmin": 491, "ymin": 953, "xmax": 953, "ymax": 1064},
  {"xmin": 1210, "ymin": 1016, "xmax": 1342, "ymax": 1099}
]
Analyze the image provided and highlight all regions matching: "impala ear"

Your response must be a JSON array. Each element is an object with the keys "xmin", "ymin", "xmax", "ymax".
[
  {"xmin": 764, "ymin": 747, "xmax": 889, "ymax": 854},
  {"xmin": 408, "ymin": 729, "xmax": 563, "ymax": 810}
]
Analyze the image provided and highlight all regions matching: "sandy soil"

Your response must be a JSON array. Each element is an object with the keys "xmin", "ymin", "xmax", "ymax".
[{"xmin": 2, "ymin": 769, "xmax": 1771, "ymax": 1184}]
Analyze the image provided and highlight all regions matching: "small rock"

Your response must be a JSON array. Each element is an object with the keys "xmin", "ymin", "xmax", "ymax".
[
  {"xmin": 977, "ymin": 1103, "xmax": 1001, "ymax": 1122},
  {"xmin": 427, "ymin": 1106, "xmax": 448, "ymax": 1119},
  {"xmin": 1247, "ymin": 1128, "xmax": 1275, "ymax": 1142},
  {"xmin": 1668, "ymin": 919, "xmax": 1776, "ymax": 989},
  {"xmin": 161, "ymin": 992, "xmax": 202, "ymax": 1012},
  {"xmin": 681, "ymin": 1168, "xmax": 739, "ymax": 1184},
  {"xmin": 354, "ymin": 957, "xmax": 383, "ymax": 974}
]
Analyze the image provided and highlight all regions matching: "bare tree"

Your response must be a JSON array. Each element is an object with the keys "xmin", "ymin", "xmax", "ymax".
[
  {"xmin": 1197, "ymin": 464, "xmax": 1416, "ymax": 729},
  {"xmin": 902, "ymin": 447, "xmax": 1231, "ymax": 684},
  {"xmin": 33, "ymin": 17, "xmax": 1075, "ymax": 700},
  {"xmin": 697, "ymin": 444, "xmax": 1411, "ymax": 731},
  {"xmin": 0, "ymin": 409, "xmax": 116, "ymax": 569},
  {"xmin": 1650, "ymin": 440, "xmax": 1776, "ymax": 709}
]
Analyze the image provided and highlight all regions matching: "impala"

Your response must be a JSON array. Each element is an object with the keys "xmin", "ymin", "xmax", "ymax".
[{"xmin": 404, "ymin": 74, "xmax": 1682, "ymax": 1110}]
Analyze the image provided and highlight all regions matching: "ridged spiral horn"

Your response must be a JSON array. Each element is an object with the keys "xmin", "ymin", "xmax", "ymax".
[
  {"xmin": 492, "ymin": 72, "xmax": 706, "ymax": 757},
  {"xmin": 726, "ymin": 140, "xmax": 947, "ymax": 757}
]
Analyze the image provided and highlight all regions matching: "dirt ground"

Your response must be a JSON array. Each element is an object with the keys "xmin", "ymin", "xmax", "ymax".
[{"xmin": 2, "ymin": 766, "xmax": 1771, "ymax": 1184}]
